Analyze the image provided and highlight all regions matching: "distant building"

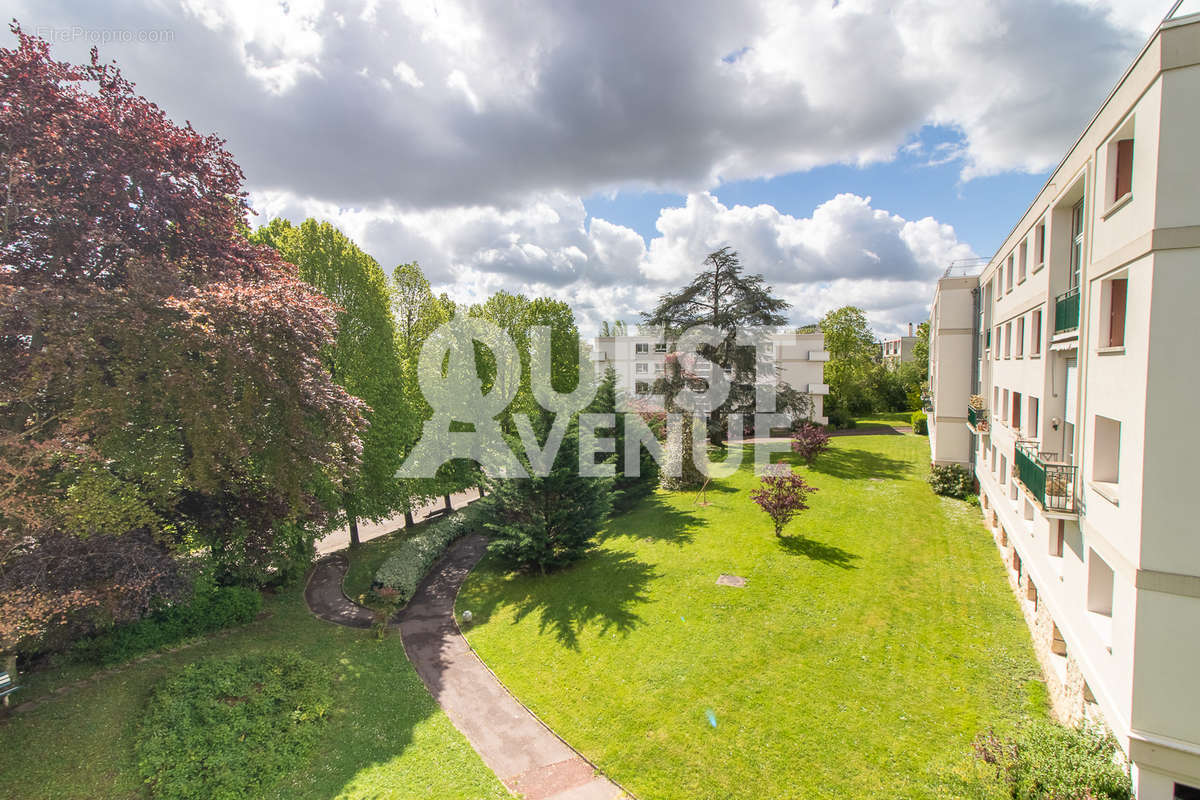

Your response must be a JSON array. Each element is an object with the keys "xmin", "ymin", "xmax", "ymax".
[
  {"xmin": 591, "ymin": 330, "xmax": 829, "ymax": 424},
  {"xmin": 926, "ymin": 11, "xmax": 1200, "ymax": 797},
  {"xmin": 880, "ymin": 323, "xmax": 919, "ymax": 368}
]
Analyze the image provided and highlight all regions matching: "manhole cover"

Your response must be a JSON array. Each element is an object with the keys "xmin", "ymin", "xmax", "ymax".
[{"xmin": 716, "ymin": 574, "xmax": 746, "ymax": 588}]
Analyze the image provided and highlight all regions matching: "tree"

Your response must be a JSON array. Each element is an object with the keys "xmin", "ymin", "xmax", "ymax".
[
  {"xmin": 0, "ymin": 28, "xmax": 363, "ymax": 653},
  {"xmin": 750, "ymin": 466, "xmax": 818, "ymax": 537},
  {"xmin": 391, "ymin": 262, "xmax": 455, "ymax": 523},
  {"xmin": 643, "ymin": 247, "xmax": 790, "ymax": 443},
  {"xmin": 819, "ymin": 306, "xmax": 879, "ymax": 418},
  {"xmin": 251, "ymin": 219, "xmax": 409, "ymax": 547},
  {"xmin": 588, "ymin": 367, "xmax": 660, "ymax": 509},
  {"xmin": 790, "ymin": 424, "xmax": 831, "ymax": 466},
  {"xmin": 912, "ymin": 321, "xmax": 930, "ymax": 379},
  {"xmin": 479, "ymin": 414, "xmax": 612, "ymax": 574}
]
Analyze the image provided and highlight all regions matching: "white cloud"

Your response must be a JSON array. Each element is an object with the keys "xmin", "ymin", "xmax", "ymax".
[{"xmin": 249, "ymin": 189, "xmax": 973, "ymax": 338}]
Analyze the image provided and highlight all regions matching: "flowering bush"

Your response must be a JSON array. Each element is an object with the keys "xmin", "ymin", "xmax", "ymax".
[
  {"xmin": 750, "ymin": 465, "xmax": 818, "ymax": 537},
  {"xmin": 790, "ymin": 423, "xmax": 832, "ymax": 466}
]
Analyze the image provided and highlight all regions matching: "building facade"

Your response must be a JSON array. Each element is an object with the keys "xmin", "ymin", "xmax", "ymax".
[
  {"xmin": 927, "ymin": 13, "xmax": 1200, "ymax": 798},
  {"xmin": 880, "ymin": 323, "xmax": 919, "ymax": 368},
  {"xmin": 592, "ymin": 330, "xmax": 829, "ymax": 425}
]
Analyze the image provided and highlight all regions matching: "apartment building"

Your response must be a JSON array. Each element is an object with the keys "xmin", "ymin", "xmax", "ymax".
[
  {"xmin": 927, "ymin": 10, "xmax": 1200, "ymax": 798},
  {"xmin": 592, "ymin": 330, "xmax": 829, "ymax": 424},
  {"xmin": 880, "ymin": 323, "xmax": 919, "ymax": 368}
]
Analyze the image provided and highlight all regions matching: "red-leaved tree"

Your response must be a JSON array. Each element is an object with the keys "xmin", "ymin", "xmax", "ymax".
[
  {"xmin": 750, "ymin": 465, "xmax": 817, "ymax": 537},
  {"xmin": 790, "ymin": 423, "xmax": 831, "ymax": 466},
  {"xmin": 0, "ymin": 25, "xmax": 365, "ymax": 654}
]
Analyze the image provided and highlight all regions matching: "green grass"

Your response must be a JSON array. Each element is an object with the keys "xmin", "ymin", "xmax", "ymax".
[
  {"xmin": 851, "ymin": 411, "xmax": 918, "ymax": 427},
  {"xmin": 0, "ymin": 577, "xmax": 507, "ymax": 800},
  {"xmin": 458, "ymin": 434, "xmax": 1042, "ymax": 800}
]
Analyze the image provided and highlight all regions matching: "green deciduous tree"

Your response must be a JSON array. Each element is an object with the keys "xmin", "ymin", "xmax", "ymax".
[{"xmin": 252, "ymin": 218, "xmax": 409, "ymax": 547}]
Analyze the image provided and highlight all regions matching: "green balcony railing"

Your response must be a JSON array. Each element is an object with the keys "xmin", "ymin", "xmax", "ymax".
[
  {"xmin": 1014, "ymin": 441, "xmax": 1078, "ymax": 513},
  {"xmin": 967, "ymin": 406, "xmax": 989, "ymax": 432},
  {"xmin": 1054, "ymin": 287, "xmax": 1080, "ymax": 334}
]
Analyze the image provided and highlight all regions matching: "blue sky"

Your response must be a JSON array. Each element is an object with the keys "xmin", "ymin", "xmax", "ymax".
[
  {"xmin": 586, "ymin": 126, "xmax": 1052, "ymax": 260},
  {"xmin": 9, "ymin": 0, "xmax": 1168, "ymax": 337}
]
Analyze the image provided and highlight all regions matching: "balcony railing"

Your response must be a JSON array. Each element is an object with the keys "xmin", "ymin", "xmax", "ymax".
[
  {"xmin": 967, "ymin": 406, "xmax": 989, "ymax": 433},
  {"xmin": 1014, "ymin": 441, "xmax": 1078, "ymax": 514},
  {"xmin": 1054, "ymin": 287, "xmax": 1080, "ymax": 334}
]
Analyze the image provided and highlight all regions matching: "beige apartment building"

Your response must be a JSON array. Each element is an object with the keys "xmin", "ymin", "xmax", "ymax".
[
  {"xmin": 592, "ymin": 330, "xmax": 829, "ymax": 424},
  {"xmin": 927, "ymin": 10, "xmax": 1200, "ymax": 798},
  {"xmin": 880, "ymin": 323, "xmax": 919, "ymax": 368}
]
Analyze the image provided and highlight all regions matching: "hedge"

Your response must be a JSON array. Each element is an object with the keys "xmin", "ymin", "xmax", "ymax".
[
  {"xmin": 372, "ymin": 510, "xmax": 474, "ymax": 605},
  {"xmin": 911, "ymin": 409, "xmax": 928, "ymax": 435},
  {"xmin": 72, "ymin": 585, "xmax": 262, "ymax": 666},
  {"xmin": 136, "ymin": 652, "xmax": 330, "ymax": 800}
]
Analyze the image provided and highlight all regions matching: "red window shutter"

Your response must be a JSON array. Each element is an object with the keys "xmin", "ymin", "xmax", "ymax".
[
  {"xmin": 1109, "ymin": 279, "xmax": 1127, "ymax": 347},
  {"xmin": 1115, "ymin": 139, "xmax": 1133, "ymax": 201}
]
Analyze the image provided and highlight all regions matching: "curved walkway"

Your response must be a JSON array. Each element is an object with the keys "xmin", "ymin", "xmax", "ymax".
[
  {"xmin": 303, "ymin": 535, "xmax": 628, "ymax": 800},
  {"xmin": 304, "ymin": 552, "xmax": 376, "ymax": 629}
]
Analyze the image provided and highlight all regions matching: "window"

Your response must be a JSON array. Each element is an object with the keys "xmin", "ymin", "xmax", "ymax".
[
  {"xmin": 654, "ymin": 363, "xmax": 664, "ymax": 374},
  {"xmin": 635, "ymin": 343, "xmax": 649, "ymax": 354},
  {"xmin": 634, "ymin": 380, "xmax": 650, "ymax": 395},
  {"xmin": 993, "ymin": 386, "xmax": 1000, "ymax": 412},
  {"xmin": 994, "ymin": 326, "xmax": 1002, "ymax": 360},
  {"xmin": 1070, "ymin": 199, "xmax": 1085, "ymax": 289},
  {"xmin": 1093, "ymin": 415, "xmax": 1121, "ymax": 484},
  {"xmin": 635, "ymin": 362, "xmax": 649, "ymax": 374},
  {"xmin": 1012, "ymin": 391, "xmax": 1022, "ymax": 430},
  {"xmin": 1113, "ymin": 139, "xmax": 1133, "ymax": 201},
  {"xmin": 1016, "ymin": 317, "xmax": 1025, "ymax": 358},
  {"xmin": 1000, "ymin": 454, "xmax": 1008, "ymax": 485},
  {"xmin": 1006, "ymin": 255, "xmax": 1014, "ymax": 292},
  {"xmin": 1051, "ymin": 520, "xmax": 1065, "ymax": 557},
  {"xmin": 1175, "ymin": 782, "xmax": 1200, "ymax": 800},
  {"xmin": 1031, "ymin": 309, "xmax": 1043, "ymax": 356},
  {"xmin": 1018, "ymin": 241, "xmax": 1027, "ymax": 283},
  {"xmin": 1002, "ymin": 389, "xmax": 1010, "ymax": 420},
  {"xmin": 1028, "ymin": 396, "xmax": 1039, "ymax": 438},
  {"xmin": 1087, "ymin": 550, "xmax": 1114, "ymax": 617},
  {"xmin": 1034, "ymin": 222, "xmax": 1046, "ymax": 269},
  {"xmin": 1102, "ymin": 277, "xmax": 1128, "ymax": 349},
  {"xmin": 1004, "ymin": 322, "xmax": 1012, "ymax": 358},
  {"xmin": 653, "ymin": 342, "xmax": 668, "ymax": 353}
]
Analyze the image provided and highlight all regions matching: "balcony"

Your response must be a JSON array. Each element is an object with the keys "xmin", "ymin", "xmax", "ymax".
[
  {"xmin": 807, "ymin": 383, "xmax": 830, "ymax": 395},
  {"xmin": 1013, "ymin": 441, "xmax": 1078, "ymax": 514},
  {"xmin": 967, "ymin": 405, "xmax": 989, "ymax": 434},
  {"xmin": 808, "ymin": 350, "xmax": 831, "ymax": 362},
  {"xmin": 1054, "ymin": 287, "xmax": 1080, "ymax": 334}
]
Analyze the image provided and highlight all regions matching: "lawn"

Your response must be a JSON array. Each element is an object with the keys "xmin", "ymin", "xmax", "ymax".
[
  {"xmin": 0, "ymin": 575, "xmax": 507, "ymax": 800},
  {"xmin": 852, "ymin": 410, "xmax": 918, "ymax": 427},
  {"xmin": 458, "ymin": 433, "xmax": 1043, "ymax": 800}
]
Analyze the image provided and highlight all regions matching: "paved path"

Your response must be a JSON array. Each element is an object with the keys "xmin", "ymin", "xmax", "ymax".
[
  {"xmin": 398, "ymin": 535, "xmax": 627, "ymax": 800},
  {"xmin": 315, "ymin": 488, "xmax": 482, "ymax": 555},
  {"xmin": 304, "ymin": 553, "xmax": 376, "ymax": 629}
]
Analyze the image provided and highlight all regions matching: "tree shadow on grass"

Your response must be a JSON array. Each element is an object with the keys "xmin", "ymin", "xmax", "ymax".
[
  {"xmin": 464, "ymin": 548, "xmax": 658, "ymax": 651},
  {"xmin": 809, "ymin": 446, "xmax": 911, "ymax": 481},
  {"xmin": 601, "ymin": 492, "xmax": 704, "ymax": 547},
  {"xmin": 778, "ymin": 534, "xmax": 859, "ymax": 569}
]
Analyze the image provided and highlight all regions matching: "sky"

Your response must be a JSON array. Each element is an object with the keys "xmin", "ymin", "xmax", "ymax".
[{"xmin": 7, "ymin": 0, "xmax": 1180, "ymax": 337}]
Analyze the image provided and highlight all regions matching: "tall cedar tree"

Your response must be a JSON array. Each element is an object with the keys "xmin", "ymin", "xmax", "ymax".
[
  {"xmin": 251, "ymin": 219, "xmax": 409, "ymax": 546},
  {"xmin": 642, "ymin": 247, "xmax": 789, "ymax": 443},
  {"xmin": 479, "ymin": 412, "xmax": 612, "ymax": 574},
  {"xmin": 588, "ymin": 367, "xmax": 660, "ymax": 509},
  {"xmin": 0, "ymin": 29, "xmax": 364, "ymax": 653}
]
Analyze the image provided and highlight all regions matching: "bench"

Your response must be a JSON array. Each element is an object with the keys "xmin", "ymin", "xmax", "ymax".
[{"xmin": 0, "ymin": 671, "xmax": 20, "ymax": 705}]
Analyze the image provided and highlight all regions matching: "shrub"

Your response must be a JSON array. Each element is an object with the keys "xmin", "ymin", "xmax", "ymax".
[
  {"xmin": 72, "ymin": 585, "xmax": 262, "ymax": 666},
  {"xmin": 750, "ymin": 465, "xmax": 818, "ymax": 537},
  {"xmin": 136, "ymin": 652, "xmax": 330, "ymax": 800},
  {"xmin": 911, "ymin": 410, "xmax": 928, "ymax": 435},
  {"xmin": 928, "ymin": 463, "xmax": 974, "ymax": 499},
  {"xmin": 964, "ymin": 720, "xmax": 1131, "ymax": 800},
  {"xmin": 965, "ymin": 494, "xmax": 981, "ymax": 508},
  {"xmin": 826, "ymin": 408, "xmax": 856, "ymax": 430},
  {"xmin": 790, "ymin": 423, "xmax": 832, "ymax": 466},
  {"xmin": 372, "ymin": 510, "xmax": 475, "ymax": 605}
]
